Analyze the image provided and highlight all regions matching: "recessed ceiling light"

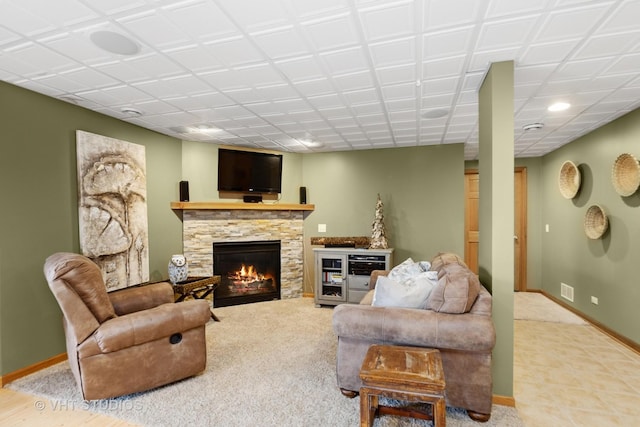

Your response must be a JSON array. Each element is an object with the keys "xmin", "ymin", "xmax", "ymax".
[
  {"xmin": 121, "ymin": 107, "xmax": 142, "ymax": 117},
  {"xmin": 90, "ymin": 30, "xmax": 140, "ymax": 56},
  {"xmin": 188, "ymin": 124, "xmax": 221, "ymax": 134},
  {"xmin": 548, "ymin": 102, "xmax": 570, "ymax": 112},
  {"xmin": 523, "ymin": 122, "xmax": 544, "ymax": 131},
  {"xmin": 299, "ymin": 138, "xmax": 324, "ymax": 148},
  {"xmin": 421, "ymin": 108, "xmax": 450, "ymax": 119}
]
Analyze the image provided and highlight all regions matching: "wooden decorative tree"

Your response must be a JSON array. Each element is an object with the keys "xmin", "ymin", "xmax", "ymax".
[{"xmin": 369, "ymin": 194, "xmax": 389, "ymax": 249}]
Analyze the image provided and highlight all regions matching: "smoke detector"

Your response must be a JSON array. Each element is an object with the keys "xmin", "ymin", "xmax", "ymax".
[{"xmin": 523, "ymin": 122, "xmax": 544, "ymax": 131}]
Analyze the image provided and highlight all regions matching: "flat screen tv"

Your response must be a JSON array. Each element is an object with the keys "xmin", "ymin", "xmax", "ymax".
[{"xmin": 217, "ymin": 148, "xmax": 283, "ymax": 194}]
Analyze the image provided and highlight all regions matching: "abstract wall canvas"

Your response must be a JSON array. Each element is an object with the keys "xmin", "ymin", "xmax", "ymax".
[{"xmin": 76, "ymin": 130, "xmax": 149, "ymax": 291}]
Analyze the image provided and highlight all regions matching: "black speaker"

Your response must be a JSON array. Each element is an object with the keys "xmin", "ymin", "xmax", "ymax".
[
  {"xmin": 179, "ymin": 181, "xmax": 189, "ymax": 202},
  {"xmin": 243, "ymin": 194, "xmax": 262, "ymax": 203},
  {"xmin": 299, "ymin": 186, "xmax": 307, "ymax": 204}
]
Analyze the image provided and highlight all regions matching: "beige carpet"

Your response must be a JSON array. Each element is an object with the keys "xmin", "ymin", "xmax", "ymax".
[
  {"xmin": 8, "ymin": 298, "xmax": 523, "ymax": 426},
  {"xmin": 514, "ymin": 292, "xmax": 588, "ymax": 325}
]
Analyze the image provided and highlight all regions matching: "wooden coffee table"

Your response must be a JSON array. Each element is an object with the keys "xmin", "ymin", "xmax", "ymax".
[{"xmin": 359, "ymin": 345, "xmax": 446, "ymax": 427}]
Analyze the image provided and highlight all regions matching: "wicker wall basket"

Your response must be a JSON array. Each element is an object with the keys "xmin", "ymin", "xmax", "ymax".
[
  {"xmin": 612, "ymin": 153, "xmax": 640, "ymax": 197},
  {"xmin": 584, "ymin": 205, "xmax": 608, "ymax": 240},
  {"xmin": 558, "ymin": 160, "xmax": 581, "ymax": 199}
]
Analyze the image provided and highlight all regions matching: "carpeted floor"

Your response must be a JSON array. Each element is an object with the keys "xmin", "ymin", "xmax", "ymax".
[
  {"xmin": 8, "ymin": 298, "xmax": 523, "ymax": 426},
  {"xmin": 514, "ymin": 292, "xmax": 587, "ymax": 325}
]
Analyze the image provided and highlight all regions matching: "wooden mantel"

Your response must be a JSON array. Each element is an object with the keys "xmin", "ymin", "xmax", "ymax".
[{"xmin": 170, "ymin": 201, "xmax": 315, "ymax": 211}]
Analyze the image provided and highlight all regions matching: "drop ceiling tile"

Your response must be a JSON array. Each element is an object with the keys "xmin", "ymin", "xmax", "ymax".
[
  {"xmin": 571, "ymin": 32, "xmax": 638, "ymax": 61},
  {"xmin": 369, "ymin": 37, "xmax": 415, "ymax": 68},
  {"xmin": 163, "ymin": 1, "xmax": 240, "ymax": 42},
  {"xmin": 9, "ymin": 42, "xmax": 79, "ymax": 74},
  {"xmin": 422, "ymin": 93, "xmax": 455, "ymax": 108},
  {"xmin": 204, "ymin": 37, "xmax": 266, "ymax": 67},
  {"xmin": 554, "ymin": 57, "xmax": 612, "ymax": 79},
  {"xmin": 293, "ymin": 78, "xmax": 336, "ymax": 96},
  {"xmin": 423, "ymin": 26, "xmax": 475, "ymax": 59},
  {"xmin": 45, "ymin": 33, "xmax": 115, "ymax": 65},
  {"xmin": 306, "ymin": 93, "xmax": 344, "ymax": 109},
  {"xmin": 382, "ymin": 82, "xmax": 416, "ymax": 100},
  {"xmin": 597, "ymin": 0, "xmax": 640, "ymax": 34},
  {"xmin": 604, "ymin": 53, "xmax": 640, "ymax": 75},
  {"xmin": 223, "ymin": 87, "xmax": 268, "ymax": 104},
  {"xmin": 359, "ymin": 1, "xmax": 415, "ymax": 41},
  {"xmin": 533, "ymin": 3, "xmax": 612, "ymax": 43},
  {"xmin": 14, "ymin": 79, "xmax": 65, "ymax": 97},
  {"xmin": 1, "ymin": 1, "xmax": 56, "ymax": 36},
  {"xmin": 118, "ymin": 11, "xmax": 190, "ymax": 49},
  {"xmin": 331, "ymin": 70, "xmax": 374, "ymax": 91},
  {"xmin": 301, "ymin": 14, "xmax": 359, "ymax": 52},
  {"xmin": 256, "ymin": 83, "xmax": 301, "ymax": 101},
  {"xmin": 275, "ymin": 56, "xmax": 325, "ymax": 82},
  {"xmin": 519, "ymin": 39, "xmax": 581, "ymax": 66},
  {"xmin": 476, "ymin": 16, "xmax": 539, "ymax": 51},
  {"xmin": 351, "ymin": 103, "xmax": 384, "ymax": 115},
  {"xmin": 357, "ymin": 113, "xmax": 386, "ymax": 125},
  {"xmin": 124, "ymin": 53, "xmax": 185, "ymax": 78},
  {"xmin": 386, "ymin": 98, "xmax": 416, "ymax": 111},
  {"xmin": 131, "ymin": 99, "xmax": 180, "ymax": 115},
  {"xmin": 423, "ymin": 0, "xmax": 482, "ymax": 30},
  {"xmin": 33, "ymin": 74, "xmax": 90, "ymax": 93},
  {"xmin": 484, "ymin": 0, "xmax": 547, "ymax": 19},
  {"xmin": 215, "ymin": 0, "xmax": 290, "ymax": 33},
  {"xmin": 165, "ymin": 46, "xmax": 225, "ymax": 73},
  {"xmin": 343, "ymin": 88, "xmax": 380, "ymax": 105},
  {"xmin": 320, "ymin": 46, "xmax": 369, "ymax": 75},
  {"xmin": 376, "ymin": 63, "xmax": 415, "ymax": 86},
  {"xmin": 421, "ymin": 76, "xmax": 459, "ymax": 96},
  {"xmin": 422, "ymin": 55, "xmax": 466, "ymax": 79},
  {"xmin": 252, "ymin": 27, "xmax": 311, "ymax": 60},
  {"xmin": 82, "ymin": 0, "xmax": 146, "ymax": 15},
  {"xmin": 290, "ymin": 0, "xmax": 350, "ymax": 20},
  {"xmin": 388, "ymin": 110, "xmax": 416, "ymax": 122}
]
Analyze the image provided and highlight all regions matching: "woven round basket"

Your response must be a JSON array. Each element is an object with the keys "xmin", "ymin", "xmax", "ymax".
[
  {"xmin": 558, "ymin": 160, "xmax": 580, "ymax": 199},
  {"xmin": 584, "ymin": 205, "xmax": 608, "ymax": 240},
  {"xmin": 612, "ymin": 153, "xmax": 640, "ymax": 197}
]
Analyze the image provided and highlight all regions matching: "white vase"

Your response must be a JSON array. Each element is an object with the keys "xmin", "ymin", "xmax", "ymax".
[{"xmin": 168, "ymin": 254, "xmax": 188, "ymax": 284}]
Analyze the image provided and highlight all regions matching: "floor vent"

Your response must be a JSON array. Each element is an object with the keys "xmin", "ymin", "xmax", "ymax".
[{"xmin": 561, "ymin": 283, "xmax": 574, "ymax": 302}]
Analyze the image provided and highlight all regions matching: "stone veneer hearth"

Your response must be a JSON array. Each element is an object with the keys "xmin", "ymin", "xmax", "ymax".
[{"xmin": 181, "ymin": 209, "xmax": 304, "ymax": 299}]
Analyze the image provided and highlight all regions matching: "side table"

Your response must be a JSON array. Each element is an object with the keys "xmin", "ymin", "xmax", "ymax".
[
  {"xmin": 359, "ymin": 345, "xmax": 446, "ymax": 427},
  {"xmin": 173, "ymin": 276, "xmax": 221, "ymax": 321}
]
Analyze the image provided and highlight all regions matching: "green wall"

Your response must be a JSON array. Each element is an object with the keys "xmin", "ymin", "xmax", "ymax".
[
  {"xmin": 301, "ymin": 145, "xmax": 465, "ymax": 264},
  {"xmin": 541, "ymin": 108, "xmax": 640, "ymax": 344},
  {"xmin": 0, "ymin": 81, "xmax": 184, "ymax": 375}
]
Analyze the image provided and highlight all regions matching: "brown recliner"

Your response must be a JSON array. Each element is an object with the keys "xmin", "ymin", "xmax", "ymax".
[{"xmin": 44, "ymin": 252, "xmax": 211, "ymax": 400}]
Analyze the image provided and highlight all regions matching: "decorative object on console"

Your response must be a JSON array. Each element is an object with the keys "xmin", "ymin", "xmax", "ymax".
[
  {"xmin": 369, "ymin": 193, "xmax": 388, "ymax": 249},
  {"xmin": 584, "ymin": 204, "xmax": 608, "ymax": 240},
  {"xmin": 558, "ymin": 160, "xmax": 581, "ymax": 199},
  {"xmin": 168, "ymin": 254, "xmax": 188, "ymax": 284},
  {"xmin": 612, "ymin": 152, "xmax": 640, "ymax": 197},
  {"xmin": 76, "ymin": 130, "xmax": 149, "ymax": 291},
  {"xmin": 310, "ymin": 236, "xmax": 370, "ymax": 248}
]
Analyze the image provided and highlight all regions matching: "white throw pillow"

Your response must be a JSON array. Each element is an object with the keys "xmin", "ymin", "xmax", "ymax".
[
  {"xmin": 388, "ymin": 258, "xmax": 423, "ymax": 283},
  {"xmin": 372, "ymin": 272, "xmax": 437, "ymax": 309}
]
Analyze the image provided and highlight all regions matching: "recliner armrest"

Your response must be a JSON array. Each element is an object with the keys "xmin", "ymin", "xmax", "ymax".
[
  {"xmin": 108, "ymin": 282, "xmax": 174, "ymax": 315},
  {"xmin": 332, "ymin": 303, "xmax": 495, "ymax": 352},
  {"xmin": 90, "ymin": 300, "xmax": 210, "ymax": 354}
]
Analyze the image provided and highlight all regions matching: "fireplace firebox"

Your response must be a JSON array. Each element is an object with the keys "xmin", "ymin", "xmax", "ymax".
[{"xmin": 212, "ymin": 240, "xmax": 281, "ymax": 307}]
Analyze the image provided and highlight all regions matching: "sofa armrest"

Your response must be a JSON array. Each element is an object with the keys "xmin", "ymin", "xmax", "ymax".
[
  {"xmin": 332, "ymin": 303, "xmax": 495, "ymax": 352},
  {"xmin": 368, "ymin": 270, "xmax": 390, "ymax": 290},
  {"xmin": 90, "ymin": 300, "xmax": 210, "ymax": 354},
  {"xmin": 108, "ymin": 282, "xmax": 174, "ymax": 315}
]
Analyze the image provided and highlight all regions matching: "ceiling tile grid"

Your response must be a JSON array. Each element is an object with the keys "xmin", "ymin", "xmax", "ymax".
[{"xmin": 0, "ymin": 0, "xmax": 639, "ymax": 158}]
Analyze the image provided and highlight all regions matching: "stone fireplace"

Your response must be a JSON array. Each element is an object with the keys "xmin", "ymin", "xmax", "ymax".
[{"xmin": 180, "ymin": 207, "xmax": 306, "ymax": 302}]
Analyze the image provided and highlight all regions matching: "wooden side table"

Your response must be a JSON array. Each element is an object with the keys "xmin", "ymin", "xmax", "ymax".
[
  {"xmin": 359, "ymin": 345, "xmax": 446, "ymax": 427},
  {"xmin": 173, "ymin": 276, "xmax": 221, "ymax": 321}
]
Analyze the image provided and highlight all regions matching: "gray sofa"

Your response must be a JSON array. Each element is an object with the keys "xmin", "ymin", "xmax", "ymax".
[{"xmin": 332, "ymin": 253, "xmax": 496, "ymax": 421}]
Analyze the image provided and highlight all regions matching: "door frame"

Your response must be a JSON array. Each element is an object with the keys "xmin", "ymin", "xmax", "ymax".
[{"xmin": 464, "ymin": 167, "xmax": 528, "ymax": 291}]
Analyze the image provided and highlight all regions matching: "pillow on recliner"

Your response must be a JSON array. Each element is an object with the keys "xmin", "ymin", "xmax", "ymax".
[{"xmin": 425, "ymin": 264, "xmax": 480, "ymax": 314}]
